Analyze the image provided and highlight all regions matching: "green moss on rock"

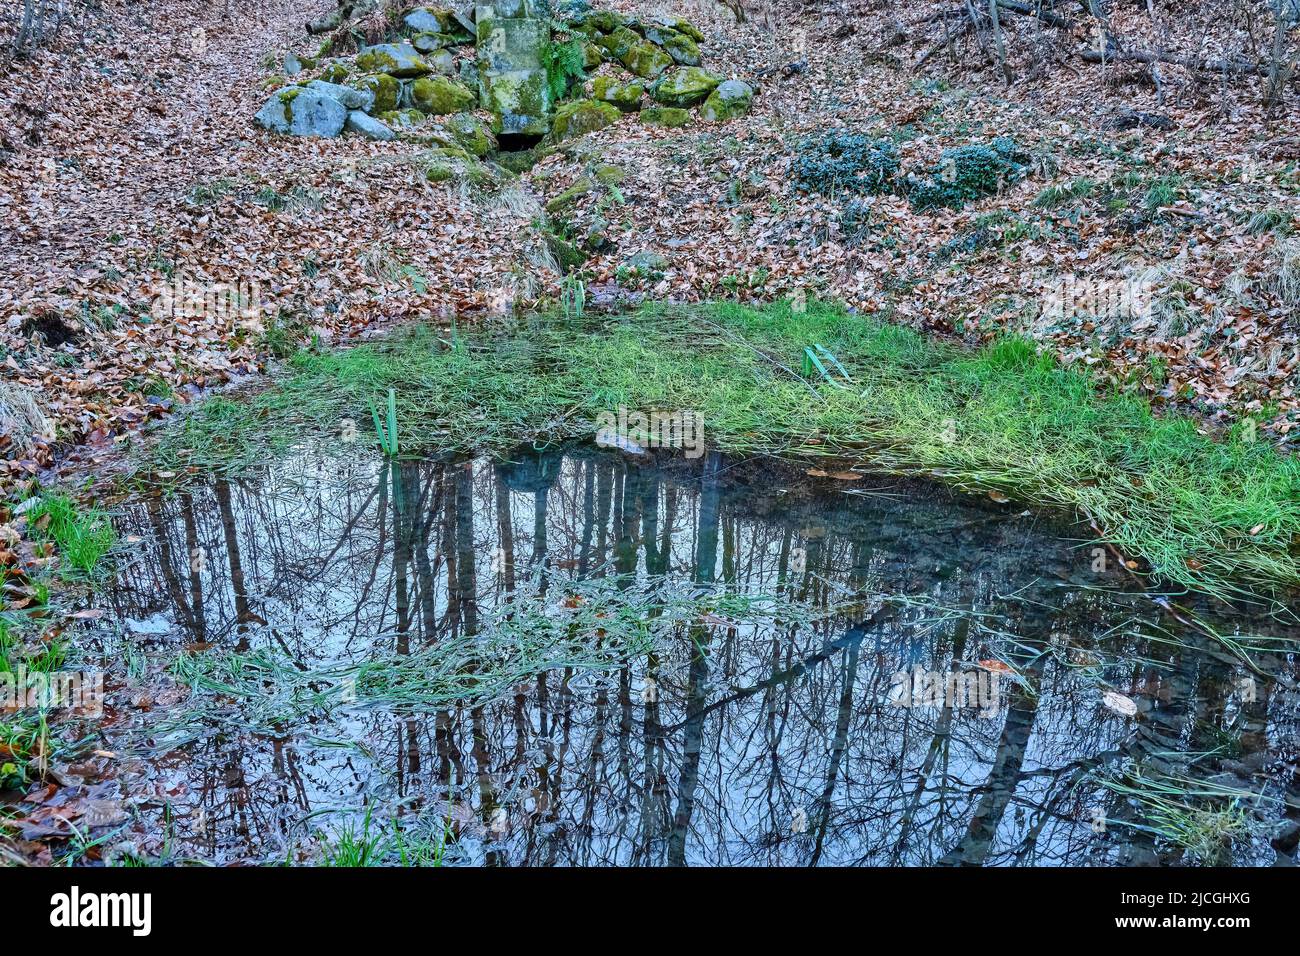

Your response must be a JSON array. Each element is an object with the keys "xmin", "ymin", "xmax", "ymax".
[
  {"xmin": 411, "ymin": 75, "xmax": 476, "ymax": 115},
  {"xmin": 356, "ymin": 43, "xmax": 430, "ymax": 78},
  {"xmin": 595, "ymin": 26, "xmax": 640, "ymax": 60},
  {"xmin": 551, "ymin": 98, "xmax": 621, "ymax": 140},
  {"xmin": 545, "ymin": 175, "xmax": 595, "ymax": 213},
  {"xmin": 319, "ymin": 62, "xmax": 350, "ymax": 83},
  {"xmin": 352, "ymin": 73, "xmax": 401, "ymax": 114},
  {"xmin": 481, "ymin": 67, "xmax": 552, "ymax": 136},
  {"xmin": 644, "ymin": 27, "xmax": 700, "ymax": 66},
  {"xmin": 545, "ymin": 230, "xmax": 587, "ymax": 273},
  {"xmin": 639, "ymin": 106, "xmax": 691, "ymax": 128},
  {"xmin": 444, "ymin": 112, "xmax": 494, "ymax": 156},
  {"xmin": 621, "ymin": 42, "xmax": 673, "ymax": 80},
  {"xmin": 591, "ymin": 76, "xmax": 644, "ymax": 112},
  {"xmin": 593, "ymin": 163, "xmax": 624, "ymax": 185},
  {"xmin": 652, "ymin": 67, "xmax": 722, "ymax": 107},
  {"xmin": 379, "ymin": 108, "xmax": 426, "ymax": 129},
  {"xmin": 700, "ymin": 79, "xmax": 754, "ymax": 122}
]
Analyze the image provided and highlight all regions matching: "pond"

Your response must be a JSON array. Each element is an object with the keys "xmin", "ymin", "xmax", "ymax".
[{"xmin": 71, "ymin": 445, "xmax": 1299, "ymax": 866}]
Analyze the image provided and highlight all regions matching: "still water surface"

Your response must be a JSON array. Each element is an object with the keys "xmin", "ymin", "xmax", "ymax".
[{"xmin": 84, "ymin": 445, "xmax": 1299, "ymax": 866}]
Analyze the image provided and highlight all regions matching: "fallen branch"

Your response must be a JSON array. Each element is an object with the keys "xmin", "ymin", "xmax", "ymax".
[
  {"xmin": 1081, "ymin": 46, "xmax": 1286, "ymax": 79},
  {"xmin": 997, "ymin": 0, "xmax": 1074, "ymax": 29}
]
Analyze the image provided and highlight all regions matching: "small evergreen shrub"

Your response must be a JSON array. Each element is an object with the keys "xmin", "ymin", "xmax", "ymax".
[
  {"xmin": 907, "ymin": 137, "xmax": 1028, "ymax": 211},
  {"xmin": 793, "ymin": 132, "xmax": 899, "ymax": 196}
]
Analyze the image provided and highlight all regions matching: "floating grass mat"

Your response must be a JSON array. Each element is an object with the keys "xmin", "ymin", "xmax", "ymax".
[
  {"xmin": 163, "ymin": 573, "xmax": 864, "ymax": 735},
  {"xmin": 143, "ymin": 300, "xmax": 1300, "ymax": 600},
  {"xmin": 1089, "ymin": 763, "xmax": 1277, "ymax": 866}
]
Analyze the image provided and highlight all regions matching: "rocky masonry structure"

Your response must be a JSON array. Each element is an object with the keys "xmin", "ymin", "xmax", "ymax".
[
  {"xmin": 476, "ymin": 0, "xmax": 552, "ymax": 141},
  {"xmin": 254, "ymin": 2, "xmax": 755, "ymax": 146}
]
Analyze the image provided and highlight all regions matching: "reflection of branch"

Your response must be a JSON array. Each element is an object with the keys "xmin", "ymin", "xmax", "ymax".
[{"xmin": 658, "ymin": 602, "xmax": 902, "ymax": 733}]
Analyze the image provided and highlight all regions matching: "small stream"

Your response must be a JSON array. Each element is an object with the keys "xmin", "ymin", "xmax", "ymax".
[{"xmin": 71, "ymin": 445, "xmax": 1299, "ymax": 866}]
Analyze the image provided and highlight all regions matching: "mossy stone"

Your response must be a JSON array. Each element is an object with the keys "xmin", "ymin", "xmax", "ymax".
[
  {"xmin": 575, "ymin": 10, "xmax": 623, "ymax": 34},
  {"xmin": 595, "ymin": 26, "xmax": 640, "ymax": 60},
  {"xmin": 319, "ymin": 62, "xmax": 351, "ymax": 83},
  {"xmin": 411, "ymin": 75, "xmax": 476, "ymax": 115},
  {"xmin": 355, "ymin": 43, "xmax": 430, "ymax": 78},
  {"xmin": 700, "ymin": 79, "xmax": 754, "ymax": 122},
  {"xmin": 545, "ymin": 175, "xmax": 594, "ymax": 213},
  {"xmin": 545, "ymin": 231, "xmax": 587, "ymax": 273},
  {"xmin": 639, "ymin": 106, "xmax": 690, "ymax": 128},
  {"xmin": 412, "ymin": 31, "xmax": 458, "ymax": 53},
  {"xmin": 591, "ymin": 76, "xmax": 644, "ymax": 112},
  {"xmin": 482, "ymin": 67, "xmax": 552, "ymax": 136},
  {"xmin": 621, "ymin": 42, "xmax": 673, "ymax": 79},
  {"xmin": 444, "ymin": 112, "xmax": 494, "ymax": 156},
  {"xmin": 379, "ymin": 108, "xmax": 426, "ymax": 129},
  {"xmin": 644, "ymin": 26, "xmax": 700, "ymax": 66},
  {"xmin": 352, "ymin": 73, "xmax": 401, "ymax": 114},
  {"xmin": 651, "ymin": 66, "xmax": 722, "ymax": 106},
  {"xmin": 551, "ymin": 98, "xmax": 621, "ymax": 140}
]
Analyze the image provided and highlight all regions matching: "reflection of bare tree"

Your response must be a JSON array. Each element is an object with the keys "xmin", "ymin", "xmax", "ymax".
[{"xmin": 103, "ymin": 448, "xmax": 1300, "ymax": 866}]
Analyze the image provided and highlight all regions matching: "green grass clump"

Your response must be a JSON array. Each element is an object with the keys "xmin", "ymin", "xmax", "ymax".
[
  {"xmin": 0, "ymin": 610, "xmax": 66, "ymax": 790},
  {"xmin": 144, "ymin": 301, "xmax": 1300, "ymax": 599},
  {"xmin": 1034, "ymin": 177, "xmax": 1097, "ymax": 208},
  {"xmin": 1142, "ymin": 174, "xmax": 1183, "ymax": 212},
  {"xmin": 317, "ymin": 807, "xmax": 449, "ymax": 867},
  {"xmin": 23, "ymin": 492, "xmax": 115, "ymax": 577}
]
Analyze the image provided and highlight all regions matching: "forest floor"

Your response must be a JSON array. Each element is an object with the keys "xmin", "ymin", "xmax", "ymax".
[{"xmin": 2, "ymin": 0, "xmax": 1299, "ymax": 492}]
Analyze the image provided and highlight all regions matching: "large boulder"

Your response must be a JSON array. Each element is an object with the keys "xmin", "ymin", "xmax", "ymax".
[
  {"xmin": 350, "ymin": 73, "xmax": 400, "ymax": 113},
  {"xmin": 551, "ymin": 98, "xmax": 621, "ymax": 140},
  {"xmin": 652, "ymin": 67, "xmax": 722, "ymax": 107},
  {"xmin": 476, "ymin": 15, "xmax": 547, "ymax": 71},
  {"xmin": 305, "ymin": 79, "xmax": 373, "ymax": 111},
  {"xmin": 700, "ymin": 79, "xmax": 754, "ymax": 121},
  {"xmin": 355, "ymin": 43, "xmax": 431, "ymax": 78},
  {"xmin": 591, "ymin": 76, "xmax": 643, "ymax": 112},
  {"xmin": 410, "ymin": 75, "xmax": 476, "ymax": 114},
  {"xmin": 255, "ymin": 88, "xmax": 347, "ymax": 137},
  {"xmin": 345, "ymin": 110, "xmax": 396, "ymax": 140}
]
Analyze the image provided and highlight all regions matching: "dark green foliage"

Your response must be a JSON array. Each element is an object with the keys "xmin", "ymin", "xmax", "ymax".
[
  {"xmin": 793, "ymin": 132, "xmax": 899, "ymax": 196},
  {"xmin": 908, "ymin": 137, "xmax": 1028, "ymax": 211}
]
